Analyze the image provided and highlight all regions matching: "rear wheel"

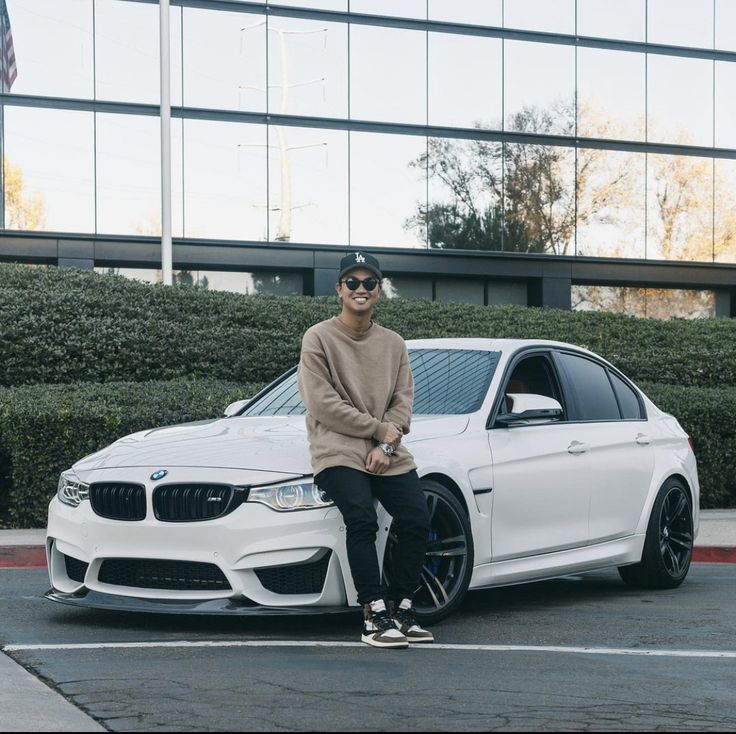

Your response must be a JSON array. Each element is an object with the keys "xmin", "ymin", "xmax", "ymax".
[
  {"xmin": 383, "ymin": 480, "xmax": 474, "ymax": 625},
  {"xmin": 618, "ymin": 477, "xmax": 694, "ymax": 589}
]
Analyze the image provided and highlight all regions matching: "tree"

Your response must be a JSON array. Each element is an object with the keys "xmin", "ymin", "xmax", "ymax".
[{"xmin": 3, "ymin": 157, "xmax": 45, "ymax": 230}]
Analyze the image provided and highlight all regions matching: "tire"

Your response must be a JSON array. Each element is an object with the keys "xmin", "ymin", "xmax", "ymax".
[
  {"xmin": 383, "ymin": 479, "xmax": 474, "ymax": 625},
  {"xmin": 618, "ymin": 477, "xmax": 694, "ymax": 589}
]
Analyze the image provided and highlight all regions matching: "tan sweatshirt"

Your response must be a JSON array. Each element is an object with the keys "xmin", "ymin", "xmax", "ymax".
[{"xmin": 297, "ymin": 317, "xmax": 417, "ymax": 477}]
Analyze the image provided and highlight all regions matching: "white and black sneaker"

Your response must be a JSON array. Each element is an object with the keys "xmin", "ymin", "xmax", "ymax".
[
  {"xmin": 361, "ymin": 600, "xmax": 409, "ymax": 649},
  {"xmin": 391, "ymin": 599, "xmax": 434, "ymax": 643}
]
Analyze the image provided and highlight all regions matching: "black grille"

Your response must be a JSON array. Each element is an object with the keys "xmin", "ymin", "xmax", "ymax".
[
  {"xmin": 255, "ymin": 551, "xmax": 331, "ymax": 595},
  {"xmin": 153, "ymin": 484, "xmax": 246, "ymax": 522},
  {"xmin": 89, "ymin": 483, "xmax": 146, "ymax": 521},
  {"xmin": 98, "ymin": 559, "xmax": 231, "ymax": 591},
  {"xmin": 64, "ymin": 554, "xmax": 89, "ymax": 583}
]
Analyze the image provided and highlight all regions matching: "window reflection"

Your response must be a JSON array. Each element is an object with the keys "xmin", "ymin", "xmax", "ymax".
[
  {"xmin": 268, "ymin": 1, "xmax": 347, "ymax": 9},
  {"xmin": 4, "ymin": 0, "xmax": 93, "ymax": 98},
  {"xmin": 648, "ymin": 0, "xmax": 713, "ymax": 49},
  {"xmin": 183, "ymin": 120, "xmax": 267, "ymax": 241},
  {"xmin": 577, "ymin": 48, "xmax": 645, "ymax": 141},
  {"xmin": 715, "ymin": 159, "xmax": 736, "ymax": 264},
  {"xmin": 95, "ymin": 0, "xmax": 159, "ymax": 104},
  {"xmin": 4, "ymin": 106, "xmax": 94, "ymax": 233},
  {"xmin": 96, "ymin": 114, "xmax": 161, "ymax": 237},
  {"xmin": 716, "ymin": 62, "xmax": 736, "ymax": 150},
  {"xmin": 350, "ymin": 25, "xmax": 426, "ymax": 125},
  {"xmin": 716, "ymin": 0, "xmax": 736, "ymax": 51},
  {"xmin": 382, "ymin": 276, "xmax": 433, "ymax": 300},
  {"xmin": 267, "ymin": 17, "xmax": 348, "ymax": 119},
  {"xmin": 183, "ymin": 8, "xmax": 266, "ymax": 112},
  {"xmin": 504, "ymin": 0, "xmax": 575, "ymax": 34},
  {"xmin": 575, "ymin": 149, "xmax": 645, "ymax": 259},
  {"xmin": 268, "ymin": 126, "xmax": 348, "ymax": 244},
  {"xmin": 647, "ymin": 154, "xmax": 713, "ymax": 262},
  {"xmin": 572, "ymin": 285, "xmax": 716, "ymax": 319},
  {"xmin": 648, "ymin": 55, "xmax": 713, "ymax": 147},
  {"xmin": 428, "ymin": 33, "xmax": 502, "ymax": 130},
  {"xmin": 576, "ymin": 0, "xmax": 645, "ymax": 42},
  {"xmin": 350, "ymin": 1, "xmax": 427, "ymax": 19},
  {"xmin": 428, "ymin": 0, "xmax": 502, "ymax": 26},
  {"xmin": 426, "ymin": 137, "xmax": 503, "ymax": 251},
  {"xmin": 504, "ymin": 143, "xmax": 576, "ymax": 255},
  {"xmin": 435, "ymin": 278, "xmax": 484, "ymax": 304},
  {"xmin": 504, "ymin": 41, "xmax": 575, "ymax": 136},
  {"xmin": 350, "ymin": 131, "xmax": 427, "ymax": 248}
]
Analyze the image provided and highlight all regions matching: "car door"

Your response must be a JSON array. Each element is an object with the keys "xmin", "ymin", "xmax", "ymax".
[
  {"xmin": 488, "ymin": 351, "xmax": 591, "ymax": 561},
  {"xmin": 553, "ymin": 351, "xmax": 655, "ymax": 544}
]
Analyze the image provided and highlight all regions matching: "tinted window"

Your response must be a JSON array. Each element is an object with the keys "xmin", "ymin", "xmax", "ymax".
[
  {"xmin": 558, "ymin": 353, "xmax": 620, "ymax": 421},
  {"xmin": 610, "ymin": 372, "xmax": 643, "ymax": 420},
  {"xmin": 501, "ymin": 354, "xmax": 563, "ymax": 414},
  {"xmin": 242, "ymin": 349, "xmax": 500, "ymax": 417}
]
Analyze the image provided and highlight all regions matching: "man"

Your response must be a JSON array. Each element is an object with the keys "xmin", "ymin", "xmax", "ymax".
[{"xmin": 297, "ymin": 252, "xmax": 433, "ymax": 649}]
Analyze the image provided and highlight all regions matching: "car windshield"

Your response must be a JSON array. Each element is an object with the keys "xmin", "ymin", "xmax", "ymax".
[{"xmin": 241, "ymin": 348, "xmax": 501, "ymax": 417}]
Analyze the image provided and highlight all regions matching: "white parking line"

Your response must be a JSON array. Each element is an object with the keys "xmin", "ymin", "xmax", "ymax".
[{"xmin": 3, "ymin": 641, "xmax": 735, "ymax": 658}]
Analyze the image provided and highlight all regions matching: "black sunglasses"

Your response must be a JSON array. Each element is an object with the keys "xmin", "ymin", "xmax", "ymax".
[{"xmin": 340, "ymin": 276, "xmax": 380, "ymax": 291}]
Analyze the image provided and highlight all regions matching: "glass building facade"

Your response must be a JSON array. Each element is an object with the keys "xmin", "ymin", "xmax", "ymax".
[{"xmin": 1, "ymin": 0, "xmax": 735, "ymax": 317}]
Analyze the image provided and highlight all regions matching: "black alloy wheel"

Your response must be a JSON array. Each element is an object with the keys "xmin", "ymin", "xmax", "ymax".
[
  {"xmin": 619, "ymin": 478, "xmax": 694, "ymax": 589},
  {"xmin": 383, "ymin": 480, "xmax": 474, "ymax": 625}
]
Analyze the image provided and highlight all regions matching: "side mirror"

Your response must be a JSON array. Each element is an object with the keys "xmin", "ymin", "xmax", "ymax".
[
  {"xmin": 223, "ymin": 399, "xmax": 250, "ymax": 417},
  {"xmin": 496, "ymin": 393, "xmax": 563, "ymax": 427}
]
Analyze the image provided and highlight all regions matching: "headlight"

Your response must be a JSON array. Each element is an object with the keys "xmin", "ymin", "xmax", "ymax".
[
  {"xmin": 247, "ymin": 480, "xmax": 333, "ymax": 512},
  {"xmin": 57, "ymin": 470, "xmax": 90, "ymax": 508}
]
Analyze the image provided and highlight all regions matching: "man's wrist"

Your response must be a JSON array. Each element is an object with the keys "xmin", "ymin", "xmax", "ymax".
[{"xmin": 378, "ymin": 442, "xmax": 395, "ymax": 457}]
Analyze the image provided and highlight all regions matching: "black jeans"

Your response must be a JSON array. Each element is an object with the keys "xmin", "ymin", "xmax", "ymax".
[{"xmin": 315, "ymin": 467, "xmax": 430, "ymax": 606}]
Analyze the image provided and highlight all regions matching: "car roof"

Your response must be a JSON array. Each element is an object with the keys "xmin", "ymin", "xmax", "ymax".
[{"xmin": 405, "ymin": 337, "xmax": 597, "ymax": 357}]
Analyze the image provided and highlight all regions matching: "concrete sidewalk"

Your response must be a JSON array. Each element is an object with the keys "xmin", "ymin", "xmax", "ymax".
[{"xmin": 1, "ymin": 511, "xmax": 734, "ymax": 566}]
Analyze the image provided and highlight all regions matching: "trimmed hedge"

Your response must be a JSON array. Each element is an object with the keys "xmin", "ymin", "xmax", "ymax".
[
  {"xmin": 0, "ymin": 379, "xmax": 261, "ymax": 527},
  {"xmin": 2, "ymin": 263, "xmax": 736, "ymax": 388}
]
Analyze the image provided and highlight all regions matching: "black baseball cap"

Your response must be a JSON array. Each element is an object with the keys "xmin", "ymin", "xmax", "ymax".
[{"xmin": 338, "ymin": 251, "xmax": 382, "ymax": 281}]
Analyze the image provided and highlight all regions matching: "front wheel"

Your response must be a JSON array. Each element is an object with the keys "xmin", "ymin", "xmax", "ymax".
[
  {"xmin": 383, "ymin": 480, "xmax": 474, "ymax": 625},
  {"xmin": 618, "ymin": 477, "xmax": 694, "ymax": 589}
]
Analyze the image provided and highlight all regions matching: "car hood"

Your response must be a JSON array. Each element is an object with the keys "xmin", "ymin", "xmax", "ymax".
[{"xmin": 73, "ymin": 414, "xmax": 470, "ymax": 474}]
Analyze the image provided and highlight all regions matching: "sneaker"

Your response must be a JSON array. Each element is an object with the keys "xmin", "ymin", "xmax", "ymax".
[
  {"xmin": 361, "ymin": 600, "xmax": 409, "ymax": 649},
  {"xmin": 391, "ymin": 599, "xmax": 434, "ymax": 643}
]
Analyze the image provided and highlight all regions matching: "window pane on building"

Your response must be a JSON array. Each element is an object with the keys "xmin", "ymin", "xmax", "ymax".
[
  {"xmin": 383, "ymin": 276, "xmax": 433, "ymax": 300},
  {"xmin": 268, "ymin": 1, "xmax": 348, "ymax": 9},
  {"xmin": 486, "ymin": 281, "xmax": 527, "ymax": 305},
  {"xmin": 504, "ymin": 0, "xmax": 575, "ymax": 34},
  {"xmin": 267, "ymin": 17, "xmax": 348, "ymax": 120},
  {"xmin": 170, "ymin": 6, "xmax": 183, "ymax": 107},
  {"xmin": 350, "ymin": 132, "xmax": 427, "ymax": 248},
  {"xmin": 435, "ymin": 278, "xmax": 485, "ymax": 304},
  {"xmin": 96, "ymin": 267, "xmax": 161, "ymax": 284},
  {"xmin": 504, "ymin": 143, "xmax": 576, "ymax": 256},
  {"xmin": 350, "ymin": 1, "xmax": 427, "ymax": 19},
  {"xmin": 576, "ymin": 0, "xmax": 645, "ymax": 42},
  {"xmin": 96, "ymin": 114, "xmax": 161, "ymax": 237},
  {"xmin": 648, "ymin": 55, "xmax": 713, "ymax": 148},
  {"xmin": 427, "ymin": 137, "xmax": 503, "ymax": 252},
  {"xmin": 577, "ymin": 48, "xmax": 645, "ymax": 141},
  {"xmin": 350, "ymin": 25, "xmax": 426, "ymax": 125},
  {"xmin": 197, "ymin": 270, "xmax": 304, "ymax": 295},
  {"xmin": 428, "ymin": 0, "xmax": 502, "ymax": 26},
  {"xmin": 648, "ymin": 0, "xmax": 713, "ymax": 49},
  {"xmin": 715, "ymin": 159, "xmax": 736, "ymax": 264},
  {"xmin": 647, "ymin": 154, "xmax": 713, "ymax": 262},
  {"xmin": 95, "ymin": 0, "xmax": 159, "ymax": 104},
  {"xmin": 428, "ymin": 33, "xmax": 502, "ymax": 130},
  {"xmin": 183, "ymin": 120, "xmax": 267, "ymax": 241},
  {"xmin": 268, "ymin": 126, "xmax": 348, "ymax": 245},
  {"xmin": 576, "ymin": 149, "xmax": 645, "ymax": 259},
  {"xmin": 715, "ymin": 61, "xmax": 736, "ymax": 150},
  {"xmin": 4, "ymin": 107, "xmax": 94, "ymax": 233},
  {"xmin": 716, "ymin": 0, "xmax": 736, "ymax": 51},
  {"xmin": 504, "ymin": 41, "xmax": 575, "ymax": 135},
  {"xmin": 4, "ymin": 0, "xmax": 93, "ymax": 99},
  {"xmin": 182, "ymin": 8, "xmax": 266, "ymax": 112},
  {"xmin": 572, "ymin": 285, "xmax": 716, "ymax": 319}
]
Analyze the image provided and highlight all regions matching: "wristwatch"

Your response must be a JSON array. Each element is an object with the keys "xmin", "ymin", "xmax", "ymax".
[{"xmin": 378, "ymin": 442, "xmax": 395, "ymax": 457}]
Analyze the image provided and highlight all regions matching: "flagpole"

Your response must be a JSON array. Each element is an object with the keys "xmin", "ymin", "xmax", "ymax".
[{"xmin": 160, "ymin": 0, "xmax": 173, "ymax": 286}]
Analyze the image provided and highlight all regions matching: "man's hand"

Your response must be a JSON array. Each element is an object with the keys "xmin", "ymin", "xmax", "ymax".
[
  {"xmin": 382, "ymin": 422, "xmax": 403, "ymax": 447},
  {"xmin": 365, "ymin": 446, "xmax": 390, "ymax": 475}
]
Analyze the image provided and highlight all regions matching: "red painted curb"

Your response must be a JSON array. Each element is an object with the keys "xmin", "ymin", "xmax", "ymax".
[{"xmin": 692, "ymin": 546, "xmax": 736, "ymax": 564}]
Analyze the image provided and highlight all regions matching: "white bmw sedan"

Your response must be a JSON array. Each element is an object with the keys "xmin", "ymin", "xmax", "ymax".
[{"xmin": 46, "ymin": 339, "xmax": 699, "ymax": 623}]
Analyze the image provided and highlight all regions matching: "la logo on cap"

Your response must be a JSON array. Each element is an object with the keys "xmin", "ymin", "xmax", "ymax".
[{"xmin": 355, "ymin": 253, "xmax": 366, "ymax": 263}]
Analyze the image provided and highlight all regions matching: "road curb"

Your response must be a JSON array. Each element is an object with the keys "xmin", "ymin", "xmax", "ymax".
[{"xmin": 1, "ymin": 545, "xmax": 735, "ymax": 569}]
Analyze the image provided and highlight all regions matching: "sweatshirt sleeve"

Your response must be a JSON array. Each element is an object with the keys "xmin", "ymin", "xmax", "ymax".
[
  {"xmin": 382, "ymin": 341, "xmax": 414, "ymax": 436},
  {"xmin": 297, "ymin": 331, "xmax": 392, "ymax": 441}
]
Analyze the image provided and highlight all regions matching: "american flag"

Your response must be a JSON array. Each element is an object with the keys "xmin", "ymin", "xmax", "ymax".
[{"xmin": 1, "ymin": 0, "xmax": 17, "ymax": 92}]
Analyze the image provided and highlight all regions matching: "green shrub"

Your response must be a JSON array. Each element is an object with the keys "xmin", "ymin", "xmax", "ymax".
[{"xmin": 0, "ymin": 379, "xmax": 261, "ymax": 527}]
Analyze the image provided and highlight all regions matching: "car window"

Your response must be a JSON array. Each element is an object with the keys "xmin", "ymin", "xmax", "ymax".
[
  {"xmin": 557, "ymin": 352, "xmax": 621, "ymax": 422},
  {"xmin": 500, "ymin": 354, "xmax": 563, "ymax": 415},
  {"xmin": 610, "ymin": 371, "xmax": 644, "ymax": 420},
  {"xmin": 242, "ymin": 348, "xmax": 501, "ymax": 417}
]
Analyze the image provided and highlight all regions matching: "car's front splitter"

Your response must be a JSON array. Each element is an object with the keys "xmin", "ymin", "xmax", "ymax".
[{"xmin": 44, "ymin": 589, "xmax": 356, "ymax": 616}]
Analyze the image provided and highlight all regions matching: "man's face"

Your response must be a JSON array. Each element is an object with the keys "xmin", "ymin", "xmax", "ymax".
[{"xmin": 336, "ymin": 267, "xmax": 381, "ymax": 315}]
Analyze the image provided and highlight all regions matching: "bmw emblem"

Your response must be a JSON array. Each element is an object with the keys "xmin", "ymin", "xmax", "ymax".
[{"xmin": 151, "ymin": 470, "xmax": 168, "ymax": 481}]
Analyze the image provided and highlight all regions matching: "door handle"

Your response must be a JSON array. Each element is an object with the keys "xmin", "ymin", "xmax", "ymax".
[
  {"xmin": 567, "ymin": 441, "xmax": 589, "ymax": 455},
  {"xmin": 636, "ymin": 433, "xmax": 652, "ymax": 446}
]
